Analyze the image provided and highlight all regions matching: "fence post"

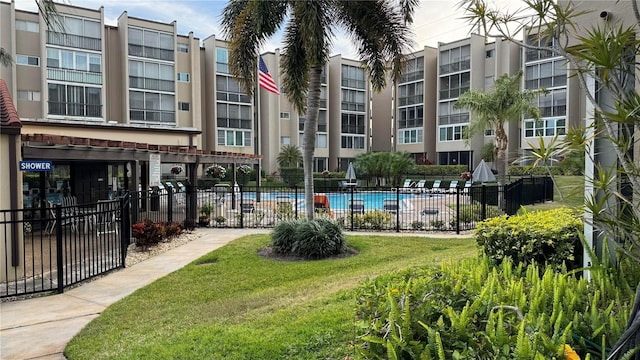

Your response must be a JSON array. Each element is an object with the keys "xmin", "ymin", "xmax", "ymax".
[
  {"xmin": 167, "ymin": 186, "xmax": 173, "ymax": 223},
  {"xmin": 395, "ymin": 186, "xmax": 400, "ymax": 232},
  {"xmin": 240, "ymin": 186, "xmax": 244, "ymax": 228},
  {"xmin": 350, "ymin": 186, "xmax": 354, "ymax": 231},
  {"xmin": 55, "ymin": 205, "xmax": 64, "ymax": 294},
  {"xmin": 481, "ymin": 185, "xmax": 487, "ymax": 220},
  {"xmin": 294, "ymin": 186, "xmax": 299, "ymax": 219},
  {"xmin": 120, "ymin": 196, "xmax": 128, "ymax": 267},
  {"xmin": 456, "ymin": 188, "xmax": 460, "ymax": 234}
]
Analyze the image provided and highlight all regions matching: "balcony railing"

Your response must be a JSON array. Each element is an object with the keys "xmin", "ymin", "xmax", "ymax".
[
  {"xmin": 48, "ymin": 68, "xmax": 102, "ymax": 85},
  {"xmin": 128, "ymin": 44, "xmax": 174, "ymax": 62},
  {"xmin": 439, "ymin": 59, "xmax": 470, "ymax": 74},
  {"xmin": 130, "ymin": 109, "xmax": 175, "ymax": 123},
  {"xmin": 47, "ymin": 31, "xmax": 101, "ymax": 51},
  {"xmin": 398, "ymin": 94, "xmax": 423, "ymax": 106},
  {"xmin": 400, "ymin": 70, "xmax": 424, "ymax": 83},
  {"xmin": 129, "ymin": 76, "xmax": 175, "ymax": 92},
  {"xmin": 438, "ymin": 113, "xmax": 469, "ymax": 125},
  {"xmin": 49, "ymin": 101, "xmax": 102, "ymax": 118}
]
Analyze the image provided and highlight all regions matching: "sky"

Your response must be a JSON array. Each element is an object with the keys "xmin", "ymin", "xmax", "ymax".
[{"xmin": 11, "ymin": 0, "xmax": 517, "ymax": 59}]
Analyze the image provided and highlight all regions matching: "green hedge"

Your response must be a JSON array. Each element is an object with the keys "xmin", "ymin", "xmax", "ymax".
[
  {"xmin": 354, "ymin": 256, "xmax": 631, "ymax": 359},
  {"xmin": 280, "ymin": 167, "xmax": 304, "ymax": 187},
  {"xmin": 507, "ymin": 165, "xmax": 563, "ymax": 176},
  {"xmin": 475, "ymin": 207, "xmax": 583, "ymax": 271},
  {"xmin": 408, "ymin": 165, "xmax": 469, "ymax": 177}
]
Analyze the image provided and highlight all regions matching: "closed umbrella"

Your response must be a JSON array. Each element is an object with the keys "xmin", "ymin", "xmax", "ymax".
[
  {"xmin": 472, "ymin": 159, "xmax": 496, "ymax": 183},
  {"xmin": 345, "ymin": 162, "xmax": 357, "ymax": 185}
]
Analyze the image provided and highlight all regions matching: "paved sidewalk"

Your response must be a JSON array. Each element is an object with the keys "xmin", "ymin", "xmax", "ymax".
[{"xmin": 0, "ymin": 228, "xmax": 269, "ymax": 360}]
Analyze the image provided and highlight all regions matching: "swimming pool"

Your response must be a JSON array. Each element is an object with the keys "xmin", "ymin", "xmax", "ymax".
[{"xmin": 240, "ymin": 191, "xmax": 420, "ymax": 211}]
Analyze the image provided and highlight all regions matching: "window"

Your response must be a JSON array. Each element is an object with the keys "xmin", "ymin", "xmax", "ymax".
[
  {"xmin": 299, "ymin": 133, "xmax": 328, "ymax": 148},
  {"xmin": 280, "ymin": 136, "xmax": 290, "ymax": 145},
  {"xmin": 341, "ymin": 113, "xmax": 365, "ymax": 134},
  {"xmin": 400, "ymin": 56, "xmax": 424, "ymax": 82},
  {"xmin": 341, "ymin": 65, "xmax": 366, "ymax": 89},
  {"xmin": 341, "ymin": 89, "xmax": 366, "ymax": 111},
  {"xmin": 216, "ymin": 48, "xmax": 229, "ymax": 74},
  {"xmin": 47, "ymin": 48, "xmax": 101, "ymax": 73},
  {"xmin": 177, "ymin": 43, "xmax": 189, "ymax": 53},
  {"xmin": 129, "ymin": 90, "xmax": 175, "ymax": 123},
  {"xmin": 16, "ymin": 54, "xmax": 39, "ymax": 66},
  {"xmin": 217, "ymin": 129, "xmax": 251, "ymax": 147},
  {"xmin": 484, "ymin": 128, "xmax": 495, "ymax": 136},
  {"xmin": 341, "ymin": 135, "xmax": 365, "ymax": 149},
  {"xmin": 216, "ymin": 103, "xmax": 252, "ymax": 129},
  {"xmin": 398, "ymin": 81, "xmax": 423, "ymax": 106},
  {"xmin": 486, "ymin": 49, "xmax": 495, "ymax": 58},
  {"xmin": 16, "ymin": 20, "xmax": 39, "ymax": 33},
  {"xmin": 177, "ymin": 73, "xmax": 189, "ymax": 82},
  {"xmin": 48, "ymin": 84, "xmax": 101, "ymax": 117},
  {"xmin": 524, "ymin": 118, "xmax": 566, "ymax": 138},
  {"xmin": 439, "ymin": 71, "xmax": 470, "ymax": 99},
  {"xmin": 17, "ymin": 90, "xmax": 41, "ymax": 101},
  {"xmin": 525, "ymin": 60, "xmax": 567, "ymax": 89},
  {"xmin": 398, "ymin": 105, "xmax": 423, "ymax": 129},
  {"xmin": 438, "ymin": 101, "xmax": 469, "ymax": 125},
  {"xmin": 398, "ymin": 129, "xmax": 423, "ymax": 144},
  {"xmin": 129, "ymin": 60, "xmax": 174, "ymax": 92},
  {"xmin": 439, "ymin": 45, "xmax": 470, "ymax": 74},
  {"xmin": 439, "ymin": 124, "xmax": 468, "ymax": 141},
  {"xmin": 216, "ymin": 75, "xmax": 250, "ymax": 103},
  {"xmin": 533, "ymin": 89, "xmax": 566, "ymax": 117},
  {"xmin": 280, "ymin": 112, "xmax": 290, "ymax": 119},
  {"xmin": 128, "ymin": 27, "xmax": 174, "ymax": 61},
  {"xmin": 179, "ymin": 102, "xmax": 190, "ymax": 111}
]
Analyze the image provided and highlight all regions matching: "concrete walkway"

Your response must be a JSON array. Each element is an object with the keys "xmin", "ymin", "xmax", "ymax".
[
  {"xmin": 0, "ymin": 228, "xmax": 470, "ymax": 360},
  {"xmin": 0, "ymin": 228, "xmax": 269, "ymax": 360}
]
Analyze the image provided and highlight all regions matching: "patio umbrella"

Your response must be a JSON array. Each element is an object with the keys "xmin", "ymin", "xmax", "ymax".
[
  {"xmin": 472, "ymin": 159, "xmax": 496, "ymax": 183},
  {"xmin": 345, "ymin": 162, "xmax": 357, "ymax": 184}
]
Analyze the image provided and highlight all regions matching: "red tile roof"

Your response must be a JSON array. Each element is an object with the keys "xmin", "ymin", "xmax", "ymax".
[{"xmin": 0, "ymin": 79, "xmax": 21, "ymax": 129}]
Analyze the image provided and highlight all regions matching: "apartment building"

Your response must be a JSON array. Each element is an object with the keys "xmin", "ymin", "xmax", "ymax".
[{"xmin": 435, "ymin": 35, "xmax": 521, "ymax": 169}]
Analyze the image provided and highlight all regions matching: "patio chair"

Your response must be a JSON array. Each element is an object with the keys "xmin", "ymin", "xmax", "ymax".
[
  {"xmin": 383, "ymin": 199, "xmax": 398, "ymax": 214},
  {"xmin": 241, "ymin": 199, "xmax": 255, "ymax": 214},
  {"xmin": 463, "ymin": 181, "xmax": 472, "ymax": 195},
  {"xmin": 428, "ymin": 180, "xmax": 442, "ymax": 194},
  {"xmin": 96, "ymin": 200, "xmax": 119, "ymax": 239},
  {"xmin": 447, "ymin": 180, "xmax": 459, "ymax": 194},
  {"xmin": 411, "ymin": 179, "xmax": 427, "ymax": 193},
  {"xmin": 349, "ymin": 199, "xmax": 365, "ymax": 215}
]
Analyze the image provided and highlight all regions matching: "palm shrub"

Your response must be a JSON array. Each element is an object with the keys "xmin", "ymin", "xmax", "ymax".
[
  {"xmin": 354, "ymin": 256, "xmax": 634, "ymax": 359},
  {"xmin": 475, "ymin": 207, "xmax": 583, "ymax": 271},
  {"xmin": 291, "ymin": 219, "xmax": 345, "ymax": 259},
  {"xmin": 271, "ymin": 218, "xmax": 345, "ymax": 260},
  {"xmin": 271, "ymin": 219, "xmax": 301, "ymax": 254}
]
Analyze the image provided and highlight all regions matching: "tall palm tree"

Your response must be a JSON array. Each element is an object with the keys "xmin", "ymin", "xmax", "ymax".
[
  {"xmin": 222, "ymin": 0, "xmax": 418, "ymax": 219},
  {"xmin": 277, "ymin": 144, "xmax": 303, "ymax": 168},
  {"xmin": 454, "ymin": 71, "xmax": 546, "ymax": 188}
]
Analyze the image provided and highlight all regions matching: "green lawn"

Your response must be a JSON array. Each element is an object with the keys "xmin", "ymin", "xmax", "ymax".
[{"xmin": 65, "ymin": 234, "xmax": 477, "ymax": 359}]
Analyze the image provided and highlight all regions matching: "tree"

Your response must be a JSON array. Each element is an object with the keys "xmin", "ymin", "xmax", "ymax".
[
  {"xmin": 454, "ymin": 71, "xmax": 546, "ymax": 189},
  {"xmin": 355, "ymin": 151, "xmax": 414, "ymax": 187},
  {"xmin": 222, "ymin": 0, "xmax": 418, "ymax": 219},
  {"xmin": 276, "ymin": 144, "xmax": 302, "ymax": 169}
]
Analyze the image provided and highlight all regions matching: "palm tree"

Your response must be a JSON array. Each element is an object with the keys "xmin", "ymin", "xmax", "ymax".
[
  {"xmin": 277, "ymin": 144, "xmax": 302, "ymax": 168},
  {"xmin": 454, "ymin": 71, "xmax": 546, "ymax": 188},
  {"xmin": 222, "ymin": 0, "xmax": 418, "ymax": 219}
]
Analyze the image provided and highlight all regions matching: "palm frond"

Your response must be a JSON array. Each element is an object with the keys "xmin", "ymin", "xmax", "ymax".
[
  {"xmin": 0, "ymin": 48, "xmax": 13, "ymax": 67},
  {"xmin": 37, "ymin": 0, "xmax": 64, "ymax": 31},
  {"xmin": 280, "ymin": 19, "xmax": 309, "ymax": 114}
]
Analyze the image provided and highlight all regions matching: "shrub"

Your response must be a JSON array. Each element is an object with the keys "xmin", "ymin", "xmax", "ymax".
[
  {"xmin": 475, "ymin": 207, "xmax": 583, "ymax": 271},
  {"xmin": 455, "ymin": 202, "xmax": 503, "ymax": 223},
  {"xmin": 271, "ymin": 218, "xmax": 345, "ymax": 259},
  {"xmin": 280, "ymin": 167, "xmax": 304, "ymax": 187},
  {"xmin": 131, "ymin": 219, "xmax": 163, "ymax": 247},
  {"xmin": 409, "ymin": 164, "xmax": 469, "ymax": 177},
  {"xmin": 271, "ymin": 219, "xmax": 301, "ymax": 254},
  {"xmin": 354, "ymin": 256, "xmax": 633, "ymax": 359},
  {"xmin": 291, "ymin": 219, "xmax": 345, "ymax": 259}
]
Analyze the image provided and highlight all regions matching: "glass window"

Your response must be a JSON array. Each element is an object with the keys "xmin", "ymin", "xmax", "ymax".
[
  {"xmin": 177, "ymin": 43, "xmax": 189, "ymax": 53},
  {"xmin": 159, "ymin": 33, "xmax": 173, "ymax": 50},
  {"xmin": 129, "ymin": 28, "xmax": 143, "ymax": 45},
  {"xmin": 179, "ymin": 102, "xmax": 190, "ymax": 111},
  {"xmin": 75, "ymin": 53, "xmax": 87, "ymax": 71},
  {"xmin": 144, "ymin": 30, "xmax": 158, "ymax": 47},
  {"xmin": 16, "ymin": 54, "xmax": 39, "ymax": 66},
  {"xmin": 89, "ymin": 55, "xmax": 101, "ymax": 72},
  {"xmin": 145, "ymin": 62, "xmax": 159, "ymax": 78},
  {"xmin": 281, "ymin": 136, "xmax": 290, "ymax": 145},
  {"xmin": 47, "ymin": 48, "xmax": 59, "ymax": 68},
  {"xmin": 61, "ymin": 50, "xmax": 73, "ymax": 69},
  {"xmin": 84, "ymin": 20, "xmax": 100, "ymax": 38},
  {"xmin": 160, "ymin": 94, "xmax": 174, "ymax": 111},
  {"xmin": 177, "ymin": 73, "xmax": 189, "ymax": 82},
  {"xmin": 16, "ymin": 20, "xmax": 39, "ymax": 32},
  {"xmin": 159, "ymin": 64, "xmax": 174, "ymax": 80},
  {"xmin": 66, "ymin": 17, "xmax": 83, "ymax": 36}
]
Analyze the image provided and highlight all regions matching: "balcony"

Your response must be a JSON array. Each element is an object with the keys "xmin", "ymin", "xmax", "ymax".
[
  {"xmin": 128, "ymin": 44, "xmax": 174, "ymax": 62},
  {"xmin": 48, "ymin": 68, "xmax": 102, "ymax": 85},
  {"xmin": 130, "ymin": 109, "xmax": 175, "ymax": 123},
  {"xmin": 398, "ymin": 95, "xmax": 423, "ymax": 107},
  {"xmin": 48, "ymin": 101, "xmax": 102, "ymax": 118},
  {"xmin": 129, "ymin": 76, "xmax": 175, "ymax": 92},
  {"xmin": 47, "ymin": 31, "xmax": 101, "ymax": 51},
  {"xmin": 439, "ymin": 59, "xmax": 470, "ymax": 75}
]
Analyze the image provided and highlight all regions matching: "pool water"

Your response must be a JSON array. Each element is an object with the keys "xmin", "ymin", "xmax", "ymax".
[{"xmin": 240, "ymin": 191, "xmax": 419, "ymax": 211}]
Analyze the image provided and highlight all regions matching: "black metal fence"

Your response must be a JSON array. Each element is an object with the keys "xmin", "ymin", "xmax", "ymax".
[
  {"xmin": 1, "ymin": 198, "xmax": 126, "ymax": 299},
  {"xmin": 1, "ymin": 177, "xmax": 552, "ymax": 298}
]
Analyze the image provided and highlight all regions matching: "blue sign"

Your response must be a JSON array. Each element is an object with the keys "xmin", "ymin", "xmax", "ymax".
[{"xmin": 20, "ymin": 160, "xmax": 53, "ymax": 172}]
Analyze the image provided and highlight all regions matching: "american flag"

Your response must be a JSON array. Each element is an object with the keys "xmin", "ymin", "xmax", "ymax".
[{"xmin": 258, "ymin": 56, "xmax": 279, "ymax": 95}]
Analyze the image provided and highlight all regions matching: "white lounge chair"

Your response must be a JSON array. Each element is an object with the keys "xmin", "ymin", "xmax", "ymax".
[
  {"xmin": 463, "ymin": 181, "xmax": 472, "ymax": 195},
  {"xmin": 411, "ymin": 179, "xmax": 427, "ymax": 193},
  {"xmin": 428, "ymin": 180, "xmax": 442, "ymax": 193},
  {"xmin": 447, "ymin": 180, "xmax": 459, "ymax": 194}
]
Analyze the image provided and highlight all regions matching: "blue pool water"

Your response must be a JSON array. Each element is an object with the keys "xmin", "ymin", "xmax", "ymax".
[{"xmin": 240, "ymin": 191, "xmax": 428, "ymax": 210}]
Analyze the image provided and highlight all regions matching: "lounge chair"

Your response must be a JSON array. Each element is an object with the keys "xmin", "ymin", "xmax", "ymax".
[
  {"xmin": 428, "ymin": 180, "xmax": 442, "ymax": 193},
  {"xmin": 383, "ymin": 199, "xmax": 398, "ymax": 214},
  {"xmin": 96, "ymin": 199, "xmax": 119, "ymax": 239},
  {"xmin": 411, "ymin": 179, "xmax": 427, "ymax": 193},
  {"xmin": 393, "ymin": 179, "xmax": 414, "ymax": 192},
  {"xmin": 447, "ymin": 180, "xmax": 459, "ymax": 194},
  {"xmin": 241, "ymin": 199, "xmax": 255, "ymax": 214},
  {"xmin": 349, "ymin": 199, "xmax": 365, "ymax": 214},
  {"xmin": 463, "ymin": 181, "xmax": 472, "ymax": 195}
]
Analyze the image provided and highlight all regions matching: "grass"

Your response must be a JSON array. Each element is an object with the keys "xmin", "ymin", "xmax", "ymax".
[
  {"xmin": 522, "ymin": 175, "xmax": 584, "ymax": 212},
  {"xmin": 65, "ymin": 234, "xmax": 476, "ymax": 359}
]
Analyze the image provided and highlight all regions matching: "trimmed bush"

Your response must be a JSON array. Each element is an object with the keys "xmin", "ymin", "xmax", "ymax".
[
  {"xmin": 409, "ymin": 165, "xmax": 469, "ymax": 177},
  {"xmin": 508, "ymin": 165, "xmax": 563, "ymax": 176},
  {"xmin": 354, "ymin": 256, "xmax": 632, "ymax": 359},
  {"xmin": 475, "ymin": 207, "xmax": 583, "ymax": 270},
  {"xmin": 280, "ymin": 167, "xmax": 304, "ymax": 187},
  {"xmin": 270, "ymin": 218, "xmax": 346, "ymax": 259}
]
